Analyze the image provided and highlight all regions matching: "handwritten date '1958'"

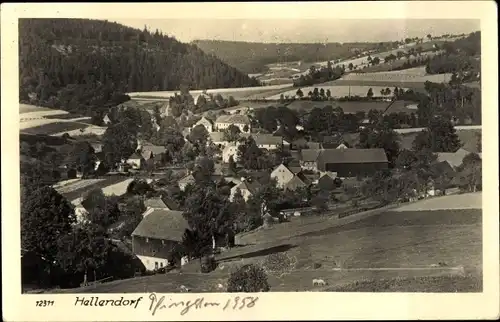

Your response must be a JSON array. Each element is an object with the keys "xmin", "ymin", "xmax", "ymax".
[{"xmin": 148, "ymin": 293, "xmax": 258, "ymax": 316}]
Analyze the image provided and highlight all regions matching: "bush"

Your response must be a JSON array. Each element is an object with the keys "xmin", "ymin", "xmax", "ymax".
[
  {"xmin": 227, "ymin": 264, "xmax": 270, "ymax": 292},
  {"xmin": 261, "ymin": 252, "xmax": 297, "ymax": 276}
]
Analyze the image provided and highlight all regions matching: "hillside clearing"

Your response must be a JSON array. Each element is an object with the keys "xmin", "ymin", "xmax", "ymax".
[{"xmin": 394, "ymin": 193, "xmax": 482, "ymax": 211}]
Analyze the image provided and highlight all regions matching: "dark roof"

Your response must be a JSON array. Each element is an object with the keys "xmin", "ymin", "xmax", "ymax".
[
  {"xmin": 300, "ymin": 149, "xmax": 322, "ymax": 162},
  {"xmin": 128, "ymin": 152, "xmax": 143, "ymax": 160},
  {"xmin": 289, "ymin": 166, "xmax": 303, "ymax": 174},
  {"xmin": 250, "ymin": 134, "xmax": 283, "ymax": 146},
  {"xmin": 142, "ymin": 145, "xmax": 167, "ymax": 155},
  {"xmin": 307, "ymin": 142, "xmax": 322, "ymax": 149},
  {"xmin": 144, "ymin": 197, "xmax": 180, "ymax": 210},
  {"xmin": 284, "ymin": 176, "xmax": 306, "ymax": 191},
  {"xmin": 132, "ymin": 210, "xmax": 189, "ymax": 242},
  {"xmin": 234, "ymin": 180, "xmax": 261, "ymax": 194},
  {"xmin": 317, "ymin": 148, "xmax": 388, "ymax": 165}
]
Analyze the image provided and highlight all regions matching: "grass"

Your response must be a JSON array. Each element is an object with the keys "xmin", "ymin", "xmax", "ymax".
[
  {"xmin": 56, "ymin": 176, "xmax": 133, "ymax": 202},
  {"xmin": 20, "ymin": 121, "xmax": 90, "ymax": 135},
  {"xmin": 285, "ymin": 100, "xmax": 414, "ymax": 114},
  {"xmin": 19, "ymin": 104, "xmax": 55, "ymax": 114},
  {"xmin": 326, "ymin": 274, "xmax": 482, "ymax": 292},
  {"xmin": 54, "ymin": 198, "xmax": 482, "ymax": 293}
]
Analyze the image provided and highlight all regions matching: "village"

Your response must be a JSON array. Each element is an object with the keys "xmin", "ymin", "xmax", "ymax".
[{"xmin": 18, "ymin": 18, "xmax": 483, "ymax": 294}]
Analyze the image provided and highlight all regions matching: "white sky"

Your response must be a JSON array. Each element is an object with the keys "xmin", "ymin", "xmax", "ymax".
[{"xmin": 113, "ymin": 19, "xmax": 480, "ymax": 44}]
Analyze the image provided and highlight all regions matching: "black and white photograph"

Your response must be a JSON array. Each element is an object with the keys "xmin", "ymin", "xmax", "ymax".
[{"xmin": 2, "ymin": 2, "xmax": 499, "ymax": 321}]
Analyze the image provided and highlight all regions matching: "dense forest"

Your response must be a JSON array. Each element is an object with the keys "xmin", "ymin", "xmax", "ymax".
[
  {"xmin": 19, "ymin": 19, "xmax": 259, "ymax": 116},
  {"xmin": 192, "ymin": 40, "xmax": 396, "ymax": 74}
]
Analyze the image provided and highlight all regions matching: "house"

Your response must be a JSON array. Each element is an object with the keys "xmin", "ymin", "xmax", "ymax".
[
  {"xmin": 141, "ymin": 145, "xmax": 167, "ymax": 162},
  {"xmin": 271, "ymin": 164, "xmax": 296, "ymax": 188},
  {"xmin": 90, "ymin": 142, "xmax": 103, "ymax": 153},
  {"xmin": 178, "ymin": 173, "xmax": 196, "ymax": 191},
  {"xmin": 317, "ymin": 171, "xmax": 338, "ymax": 191},
  {"xmin": 209, "ymin": 132, "xmax": 230, "ymax": 148},
  {"xmin": 215, "ymin": 114, "xmax": 251, "ymax": 133},
  {"xmin": 247, "ymin": 134, "xmax": 283, "ymax": 150},
  {"xmin": 144, "ymin": 196, "xmax": 180, "ymax": 211},
  {"xmin": 284, "ymin": 175, "xmax": 307, "ymax": 191},
  {"xmin": 193, "ymin": 117, "xmax": 214, "ymax": 133},
  {"xmin": 222, "ymin": 142, "xmax": 240, "ymax": 163},
  {"xmin": 436, "ymin": 148, "xmax": 475, "ymax": 169},
  {"xmin": 229, "ymin": 179, "xmax": 261, "ymax": 202},
  {"xmin": 103, "ymin": 114, "xmax": 111, "ymax": 125},
  {"xmin": 316, "ymin": 148, "xmax": 388, "ymax": 177},
  {"xmin": 300, "ymin": 149, "xmax": 323, "ymax": 171},
  {"xmin": 126, "ymin": 152, "xmax": 143, "ymax": 170},
  {"xmin": 131, "ymin": 210, "xmax": 189, "ymax": 271}
]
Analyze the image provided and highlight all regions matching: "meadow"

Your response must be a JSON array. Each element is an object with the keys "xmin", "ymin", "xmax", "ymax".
[
  {"xmin": 20, "ymin": 121, "xmax": 91, "ymax": 135},
  {"xmin": 56, "ymin": 193, "xmax": 482, "ymax": 293},
  {"xmin": 285, "ymin": 100, "xmax": 415, "ymax": 114},
  {"xmin": 54, "ymin": 176, "xmax": 134, "ymax": 203}
]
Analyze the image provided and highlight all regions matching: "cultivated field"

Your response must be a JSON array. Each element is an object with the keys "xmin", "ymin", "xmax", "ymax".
[
  {"xmin": 58, "ymin": 193, "xmax": 482, "ymax": 293},
  {"xmin": 20, "ymin": 121, "xmax": 92, "ymax": 135},
  {"xmin": 54, "ymin": 176, "xmax": 134, "ymax": 203},
  {"xmin": 322, "ymin": 67, "xmax": 453, "ymax": 88}
]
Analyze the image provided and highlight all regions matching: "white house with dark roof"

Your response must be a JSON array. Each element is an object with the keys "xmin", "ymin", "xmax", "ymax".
[
  {"xmin": 131, "ymin": 210, "xmax": 189, "ymax": 271},
  {"xmin": 193, "ymin": 117, "xmax": 214, "ymax": 133},
  {"xmin": 222, "ymin": 142, "xmax": 241, "ymax": 163},
  {"xmin": 242, "ymin": 133, "xmax": 283, "ymax": 150},
  {"xmin": 141, "ymin": 145, "xmax": 167, "ymax": 162},
  {"xmin": 178, "ymin": 173, "xmax": 196, "ymax": 191},
  {"xmin": 215, "ymin": 114, "xmax": 251, "ymax": 133},
  {"xmin": 229, "ymin": 179, "xmax": 261, "ymax": 202},
  {"xmin": 271, "ymin": 164, "xmax": 296, "ymax": 188}
]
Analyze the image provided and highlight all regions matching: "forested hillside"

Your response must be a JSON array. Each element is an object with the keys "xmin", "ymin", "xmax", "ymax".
[
  {"xmin": 19, "ymin": 19, "xmax": 259, "ymax": 116},
  {"xmin": 192, "ymin": 40, "xmax": 393, "ymax": 74}
]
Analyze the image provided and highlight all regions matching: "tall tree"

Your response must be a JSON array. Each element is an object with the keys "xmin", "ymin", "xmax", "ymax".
[{"xmin": 21, "ymin": 186, "xmax": 76, "ymax": 265}]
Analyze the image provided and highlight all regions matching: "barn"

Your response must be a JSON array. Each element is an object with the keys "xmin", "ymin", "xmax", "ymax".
[{"xmin": 316, "ymin": 148, "xmax": 388, "ymax": 177}]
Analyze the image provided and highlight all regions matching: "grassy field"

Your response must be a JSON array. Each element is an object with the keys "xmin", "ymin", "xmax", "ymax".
[
  {"xmin": 20, "ymin": 121, "xmax": 91, "ymax": 135},
  {"xmin": 54, "ymin": 176, "xmax": 133, "ymax": 202},
  {"xmin": 398, "ymin": 128, "xmax": 482, "ymax": 152},
  {"xmin": 55, "ymin": 193, "xmax": 482, "ymax": 293}
]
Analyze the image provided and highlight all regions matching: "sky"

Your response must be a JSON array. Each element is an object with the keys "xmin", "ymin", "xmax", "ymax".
[{"xmin": 113, "ymin": 19, "xmax": 480, "ymax": 44}]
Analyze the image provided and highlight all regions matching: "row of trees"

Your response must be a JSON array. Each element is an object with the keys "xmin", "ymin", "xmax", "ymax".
[{"xmin": 293, "ymin": 61, "xmax": 345, "ymax": 87}]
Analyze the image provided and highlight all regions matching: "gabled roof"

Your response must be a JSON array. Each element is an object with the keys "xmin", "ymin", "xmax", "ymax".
[
  {"xmin": 251, "ymin": 134, "xmax": 283, "ymax": 146},
  {"xmin": 272, "ymin": 164, "xmax": 294, "ymax": 177},
  {"xmin": 317, "ymin": 148, "xmax": 388, "ymax": 166},
  {"xmin": 142, "ymin": 145, "xmax": 167, "ymax": 155},
  {"xmin": 215, "ymin": 114, "xmax": 251, "ymax": 125},
  {"xmin": 320, "ymin": 171, "xmax": 338, "ymax": 180},
  {"xmin": 144, "ymin": 197, "xmax": 180, "ymax": 210},
  {"xmin": 436, "ymin": 148, "xmax": 472, "ymax": 168},
  {"xmin": 128, "ymin": 152, "xmax": 143, "ymax": 160},
  {"xmin": 209, "ymin": 131, "xmax": 227, "ymax": 142},
  {"xmin": 178, "ymin": 173, "xmax": 196, "ymax": 184},
  {"xmin": 284, "ymin": 175, "xmax": 306, "ymax": 191},
  {"xmin": 232, "ymin": 180, "xmax": 261, "ymax": 194},
  {"xmin": 131, "ymin": 210, "xmax": 188, "ymax": 242},
  {"xmin": 196, "ymin": 116, "xmax": 214, "ymax": 125},
  {"xmin": 289, "ymin": 166, "xmax": 303, "ymax": 174},
  {"xmin": 300, "ymin": 149, "xmax": 323, "ymax": 162},
  {"xmin": 141, "ymin": 150, "xmax": 154, "ymax": 160}
]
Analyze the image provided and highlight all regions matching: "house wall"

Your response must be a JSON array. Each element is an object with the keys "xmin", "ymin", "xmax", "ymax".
[
  {"xmin": 127, "ymin": 159, "xmax": 141, "ymax": 170},
  {"xmin": 216, "ymin": 122, "xmax": 251, "ymax": 133},
  {"xmin": 223, "ymin": 147, "xmax": 239, "ymax": 163},
  {"xmin": 300, "ymin": 161, "xmax": 318, "ymax": 171},
  {"xmin": 322, "ymin": 162, "xmax": 388, "ymax": 177},
  {"xmin": 258, "ymin": 144, "xmax": 279, "ymax": 150},
  {"xmin": 271, "ymin": 166, "xmax": 294, "ymax": 188},
  {"xmin": 132, "ymin": 236, "xmax": 180, "ymax": 271},
  {"xmin": 195, "ymin": 119, "xmax": 214, "ymax": 133},
  {"xmin": 230, "ymin": 188, "xmax": 252, "ymax": 202}
]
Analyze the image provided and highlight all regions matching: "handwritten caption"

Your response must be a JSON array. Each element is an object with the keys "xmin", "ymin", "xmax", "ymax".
[
  {"xmin": 148, "ymin": 293, "xmax": 259, "ymax": 316},
  {"xmin": 71, "ymin": 293, "xmax": 258, "ymax": 316}
]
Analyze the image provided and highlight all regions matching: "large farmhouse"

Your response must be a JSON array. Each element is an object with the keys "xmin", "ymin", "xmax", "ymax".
[
  {"xmin": 215, "ymin": 114, "xmax": 251, "ymax": 133},
  {"xmin": 131, "ymin": 210, "xmax": 189, "ymax": 271},
  {"xmin": 316, "ymin": 148, "xmax": 388, "ymax": 177}
]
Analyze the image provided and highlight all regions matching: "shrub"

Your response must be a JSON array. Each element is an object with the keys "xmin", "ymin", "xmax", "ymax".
[
  {"xmin": 227, "ymin": 264, "xmax": 270, "ymax": 292},
  {"xmin": 261, "ymin": 252, "xmax": 297, "ymax": 276}
]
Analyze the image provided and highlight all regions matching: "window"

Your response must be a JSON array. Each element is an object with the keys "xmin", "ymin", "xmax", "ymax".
[
  {"xmin": 146, "ymin": 238, "xmax": 149, "ymax": 243},
  {"xmin": 160, "ymin": 262, "xmax": 163, "ymax": 268},
  {"xmin": 155, "ymin": 262, "xmax": 158, "ymax": 270}
]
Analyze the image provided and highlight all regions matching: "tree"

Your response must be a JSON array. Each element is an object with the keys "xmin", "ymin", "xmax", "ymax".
[
  {"xmin": 184, "ymin": 186, "xmax": 234, "ymax": 255},
  {"xmin": 56, "ymin": 223, "xmax": 114, "ymax": 286},
  {"xmin": 21, "ymin": 186, "xmax": 76, "ymax": 265},
  {"xmin": 358, "ymin": 123, "xmax": 401, "ymax": 167},
  {"xmin": 348, "ymin": 62, "xmax": 354, "ymax": 71},
  {"xmin": 102, "ymin": 122, "xmax": 138, "ymax": 167},
  {"xmin": 63, "ymin": 141, "xmax": 96, "ymax": 176},
  {"xmin": 188, "ymin": 124, "xmax": 209, "ymax": 145},
  {"xmin": 237, "ymin": 137, "xmax": 265, "ymax": 170},
  {"xmin": 326, "ymin": 89, "xmax": 331, "ymax": 100},
  {"xmin": 81, "ymin": 189, "xmax": 121, "ymax": 228},
  {"xmin": 372, "ymin": 57, "xmax": 380, "ymax": 65},
  {"xmin": 427, "ymin": 34, "xmax": 432, "ymax": 41},
  {"xmin": 296, "ymin": 88, "xmax": 304, "ymax": 99},
  {"xmin": 456, "ymin": 153, "xmax": 482, "ymax": 192},
  {"xmin": 227, "ymin": 264, "xmax": 270, "ymax": 292},
  {"xmin": 228, "ymin": 155, "xmax": 237, "ymax": 174},
  {"xmin": 412, "ymin": 117, "xmax": 461, "ymax": 152},
  {"xmin": 223, "ymin": 124, "xmax": 241, "ymax": 142},
  {"xmin": 243, "ymin": 124, "xmax": 249, "ymax": 133},
  {"xmin": 367, "ymin": 88, "xmax": 374, "ymax": 98}
]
